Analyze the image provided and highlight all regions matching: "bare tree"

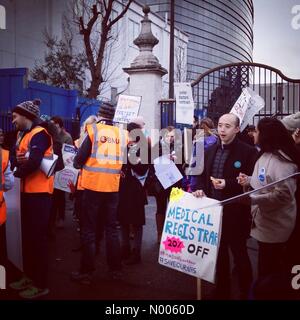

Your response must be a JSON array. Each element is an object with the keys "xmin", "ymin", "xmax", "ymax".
[
  {"xmin": 31, "ymin": 29, "xmax": 88, "ymax": 95},
  {"xmin": 73, "ymin": 0, "xmax": 134, "ymax": 99},
  {"xmin": 174, "ymin": 39, "xmax": 187, "ymax": 83}
]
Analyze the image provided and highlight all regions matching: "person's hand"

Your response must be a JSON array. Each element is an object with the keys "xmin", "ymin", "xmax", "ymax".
[
  {"xmin": 237, "ymin": 172, "xmax": 250, "ymax": 187},
  {"xmin": 210, "ymin": 176, "xmax": 225, "ymax": 189},
  {"xmin": 67, "ymin": 180, "xmax": 76, "ymax": 194},
  {"xmin": 192, "ymin": 190, "xmax": 206, "ymax": 198},
  {"xmin": 170, "ymin": 152, "xmax": 177, "ymax": 162},
  {"xmin": 16, "ymin": 152, "xmax": 28, "ymax": 164}
]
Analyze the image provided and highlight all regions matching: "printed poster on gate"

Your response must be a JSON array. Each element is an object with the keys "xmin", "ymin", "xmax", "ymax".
[
  {"xmin": 113, "ymin": 94, "xmax": 142, "ymax": 124},
  {"xmin": 158, "ymin": 188, "xmax": 223, "ymax": 283},
  {"xmin": 174, "ymin": 83, "xmax": 194, "ymax": 125}
]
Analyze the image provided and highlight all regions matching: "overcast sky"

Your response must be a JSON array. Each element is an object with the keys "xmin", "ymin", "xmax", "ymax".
[{"xmin": 253, "ymin": 0, "xmax": 300, "ymax": 78}]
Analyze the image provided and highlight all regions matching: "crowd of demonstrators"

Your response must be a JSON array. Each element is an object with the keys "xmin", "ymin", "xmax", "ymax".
[
  {"xmin": 71, "ymin": 102, "xmax": 127, "ymax": 284},
  {"xmin": 9, "ymin": 99, "xmax": 54, "ymax": 299},
  {"xmin": 2, "ymin": 93, "xmax": 300, "ymax": 301},
  {"xmin": 0, "ymin": 128, "xmax": 14, "ymax": 265},
  {"xmin": 118, "ymin": 122, "xmax": 151, "ymax": 265}
]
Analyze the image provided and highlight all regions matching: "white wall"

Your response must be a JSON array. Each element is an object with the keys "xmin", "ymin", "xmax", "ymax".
[{"xmin": 0, "ymin": 0, "xmax": 67, "ymax": 69}]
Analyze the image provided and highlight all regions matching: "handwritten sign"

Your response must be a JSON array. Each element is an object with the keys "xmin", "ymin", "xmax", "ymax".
[
  {"xmin": 154, "ymin": 156, "xmax": 183, "ymax": 190},
  {"xmin": 174, "ymin": 83, "xmax": 194, "ymax": 125},
  {"xmin": 159, "ymin": 190, "xmax": 223, "ymax": 283},
  {"xmin": 230, "ymin": 87, "xmax": 265, "ymax": 131},
  {"xmin": 113, "ymin": 94, "xmax": 142, "ymax": 124}
]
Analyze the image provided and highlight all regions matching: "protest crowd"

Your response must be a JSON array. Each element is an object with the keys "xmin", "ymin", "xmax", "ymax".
[{"xmin": 0, "ymin": 97, "xmax": 299, "ymax": 300}]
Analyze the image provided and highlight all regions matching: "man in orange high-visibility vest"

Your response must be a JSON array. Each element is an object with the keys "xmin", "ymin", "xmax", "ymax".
[
  {"xmin": 0, "ymin": 128, "xmax": 14, "ymax": 265},
  {"xmin": 71, "ymin": 102, "xmax": 128, "ymax": 284},
  {"xmin": 9, "ymin": 99, "xmax": 54, "ymax": 299}
]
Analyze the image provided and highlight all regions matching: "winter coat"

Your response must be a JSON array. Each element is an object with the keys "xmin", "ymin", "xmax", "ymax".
[
  {"xmin": 250, "ymin": 151, "xmax": 298, "ymax": 243},
  {"xmin": 117, "ymin": 150, "xmax": 150, "ymax": 226},
  {"xmin": 194, "ymin": 137, "xmax": 258, "ymax": 241}
]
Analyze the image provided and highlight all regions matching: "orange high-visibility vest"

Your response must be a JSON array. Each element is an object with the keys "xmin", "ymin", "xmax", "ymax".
[
  {"xmin": 0, "ymin": 148, "xmax": 9, "ymax": 226},
  {"xmin": 74, "ymin": 139, "xmax": 84, "ymax": 191},
  {"xmin": 81, "ymin": 123, "xmax": 127, "ymax": 192},
  {"xmin": 17, "ymin": 126, "xmax": 54, "ymax": 194},
  {"xmin": 76, "ymin": 170, "xmax": 84, "ymax": 191}
]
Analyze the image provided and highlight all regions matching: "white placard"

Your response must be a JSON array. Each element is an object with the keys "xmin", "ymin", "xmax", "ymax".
[
  {"xmin": 159, "ymin": 189, "xmax": 223, "ymax": 283},
  {"xmin": 174, "ymin": 82, "xmax": 194, "ymax": 125},
  {"xmin": 62, "ymin": 143, "xmax": 77, "ymax": 167},
  {"xmin": 113, "ymin": 94, "xmax": 142, "ymax": 124},
  {"xmin": 54, "ymin": 167, "xmax": 79, "ymax": 193},
  {"xmin": 230, "ymin": 87, "xmax": 265, "ymax": 131},
  {"xmin": 154, "ymin": 156, "xmax": 183, "ymax": 189},
  {"xmin": 5, "ymin": 178, "xmax": 23, "ymax": 271}
]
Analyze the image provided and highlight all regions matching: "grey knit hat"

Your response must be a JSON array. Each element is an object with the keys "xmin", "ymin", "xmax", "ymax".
[
  {"xmin": 97, "ymin": 101, "xmax": 115, "ymax": 120},
  {"xmin": 281, "ymin": 112, "xmax": 300, "ymax": 132},
  {"xmin": 12, "ymin": 99, "xmax": 41, "ymax": 120}
]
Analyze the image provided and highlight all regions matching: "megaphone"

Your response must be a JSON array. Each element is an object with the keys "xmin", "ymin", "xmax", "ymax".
[{"xmin": 40, "ymin": 154, "xmax": 58, "ymax": 178}]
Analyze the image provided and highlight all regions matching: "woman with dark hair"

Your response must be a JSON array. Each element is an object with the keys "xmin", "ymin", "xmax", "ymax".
[{"xmin": 238, "ymin": 117, "xmax": 300, "ymax": 281}]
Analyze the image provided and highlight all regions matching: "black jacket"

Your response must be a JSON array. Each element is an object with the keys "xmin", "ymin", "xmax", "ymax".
[{"xmin": 194, "ymin": 137, "xmax": 258, "ymax": 240}]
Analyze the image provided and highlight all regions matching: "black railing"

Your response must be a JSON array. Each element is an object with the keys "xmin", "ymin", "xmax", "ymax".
[
  {"xmin": 0, "ymin": 112, "xmax": 80, "ymax": 141},
  {"xmin": 191, "ymin": 62, "xmax": 300, "ymax": 124},
  {"xmin": 160, "ymin": 99, "xmax": 176, "ymax": 128}
]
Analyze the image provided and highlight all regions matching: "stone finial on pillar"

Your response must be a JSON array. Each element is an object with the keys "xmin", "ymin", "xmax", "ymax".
[{"xmin": 129, "ymin": 5, "xmax": 165, "ymax": 70}]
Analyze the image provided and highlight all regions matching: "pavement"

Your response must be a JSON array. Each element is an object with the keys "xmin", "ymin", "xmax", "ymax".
[{"xmin": 1, "ymin": 196, "xmax": 298, "ymax": 300}]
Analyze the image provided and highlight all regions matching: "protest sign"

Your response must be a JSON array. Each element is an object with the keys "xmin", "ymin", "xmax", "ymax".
[
  {"xmin": 54, "ymin": 167, "xmax": 79, "ymax": 193},
  {"xmin": 54, "ymin": 143, "xmax": 79, "ymax": 192},
  {"xmin": 174, "ymin": 83, "xmax": 194, "ymax": 125},
  {"xmin": 113, "ymin": 94, "xmax": 142, "ymax": 124},
  {"xmin": 230, "ymin": 87, "xmax": 265, "ymax": 131},
  {"xmin": 62, "ymin": 143, "xmax": 77, "ymax": 167},
  {"xmin": 158, "ymin": 188, "xmax": 222, "ymax": 283},
  {"xmin": 5, "ymin": 178, "xmax": 23, "ymax": 271},
  {"xmin": 154, "ymin": 156, "xmax": 183, "ymax": 189}
]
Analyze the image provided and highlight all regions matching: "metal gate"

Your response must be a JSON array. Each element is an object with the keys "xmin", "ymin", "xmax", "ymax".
[{"xmin": 191, "ymin": 62, "xmax": 300, "ymax": 124}]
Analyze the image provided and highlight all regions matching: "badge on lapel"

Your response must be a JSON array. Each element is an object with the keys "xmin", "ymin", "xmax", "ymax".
[
  {"xmin": 234, "ymin": 161, "xmax": 241, "ymax": 169},
  {"xmin": 258, "ymin": 167, "xmax": 266, "ymax": 182}
]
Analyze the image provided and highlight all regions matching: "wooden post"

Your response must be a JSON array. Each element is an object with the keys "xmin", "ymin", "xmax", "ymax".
[{"xmin": 197, "ymin": 278, "xmax": 202, "ymax": 300}]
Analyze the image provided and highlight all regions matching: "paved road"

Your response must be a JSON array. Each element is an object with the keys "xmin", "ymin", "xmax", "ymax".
[{"xmin": 2, "ymin": 196, "xmax": 298, "ymax": 300}]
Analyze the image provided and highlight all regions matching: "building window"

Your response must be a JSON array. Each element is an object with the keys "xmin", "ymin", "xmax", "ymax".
[
  {"xmin": 0, "ymin": 5, "xmax": 6, "ymax": 30},
  {"xmin": 110, "ymin": 9, "xmax": 119, "ymax": 39},
  {"xmin": 128, "ymin": 19, "xmax": 140, "ymax": 47}
]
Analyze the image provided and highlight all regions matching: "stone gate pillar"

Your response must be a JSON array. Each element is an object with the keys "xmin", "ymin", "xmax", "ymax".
[{"xmin": 123, "ymin": 5, "xmax": 167, "ymax": 131}]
